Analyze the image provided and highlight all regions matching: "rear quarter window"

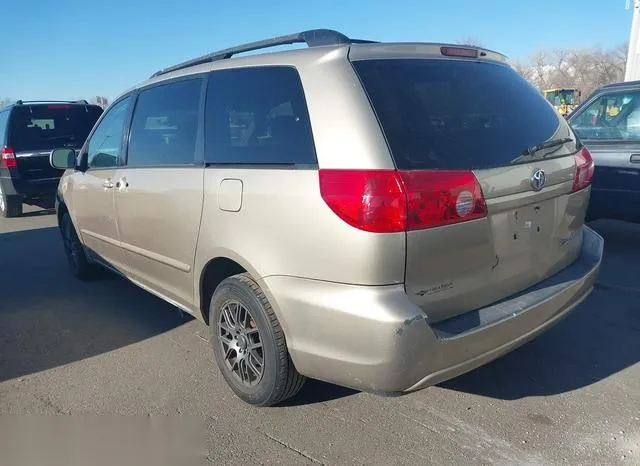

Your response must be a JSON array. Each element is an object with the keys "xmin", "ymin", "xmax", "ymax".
[
  {"xmin": 352, "ymin": 59, "xmax": 563, "ymax": 170},
  {"xmin": 204, "ymin": 66, "xmax": 317, "ymax": 166}
]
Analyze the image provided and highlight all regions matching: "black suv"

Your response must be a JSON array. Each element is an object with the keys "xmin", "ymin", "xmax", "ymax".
[{"xmin": 0, "ymin": 100, "xmax": 103, "ymax": 217}]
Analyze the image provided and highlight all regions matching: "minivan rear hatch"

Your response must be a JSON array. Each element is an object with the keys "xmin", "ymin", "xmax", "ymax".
[
  {"xmin": 351, "ymin": 51, "xmax": 591, "ymax": 323},
  {"xmin": 8, "ymin": 104, "xmax": 102, "ymax": 179}
]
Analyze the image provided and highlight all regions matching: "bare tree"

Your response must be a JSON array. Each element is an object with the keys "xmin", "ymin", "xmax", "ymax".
[
  {"xmin": 0, "ymin": 97, "xmax": 13, "ymax": 109},
  {"xmin": 514, "ymin": 42, "xmax": 628, "ymax": 98},
  {"xmin": 90, "ymin": 96, "xmax": 109, "ymax": 109},
  {"xmin": 456, "ymin": 37, "xmax": 485, "ymax": 48}
]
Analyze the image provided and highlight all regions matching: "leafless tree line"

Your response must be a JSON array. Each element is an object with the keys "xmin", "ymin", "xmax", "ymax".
[
  {"xmin": 457, "ymin": 39, "xmax": 628, "ymax": 98},
  {"xmin": 511, "ymin": 43, "xmax": 628, "ymax": 98}
]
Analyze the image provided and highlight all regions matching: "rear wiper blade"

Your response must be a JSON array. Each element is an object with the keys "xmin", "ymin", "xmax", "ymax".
[{"xmin": 521, "ymin": 137, "xmax": 572, "ymax": 157}]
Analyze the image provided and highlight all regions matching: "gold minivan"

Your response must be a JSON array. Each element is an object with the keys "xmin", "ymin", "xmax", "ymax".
[{"xmin": 50, "ymin": 29, "xmax": 603, "ymax": 406}]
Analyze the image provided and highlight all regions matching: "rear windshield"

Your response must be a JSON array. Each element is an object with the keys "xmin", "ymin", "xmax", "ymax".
[
  {"xmin": 8, "ymin": 104, "xmax": 103, "ymax": 152},
  {"xmin": 352, "ymin": 59, "xmax": 563, "ymax": 170}
]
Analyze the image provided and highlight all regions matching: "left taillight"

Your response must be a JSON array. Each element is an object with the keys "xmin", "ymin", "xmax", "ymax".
[
  {"xmin": 1, "ymin": 147, "xmax": 16, "ymax": 169},
  {"xmin": 572, "ymin": 147, "xmax": 594, "ymax": 192}
]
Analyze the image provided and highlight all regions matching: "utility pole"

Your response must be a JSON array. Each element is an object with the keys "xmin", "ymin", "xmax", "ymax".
[{"xmin": 625, "ymin": 0, "xmax": 640, "ymax": 81}]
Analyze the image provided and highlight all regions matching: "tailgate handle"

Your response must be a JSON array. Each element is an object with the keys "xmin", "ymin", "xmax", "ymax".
[
  {"xmin": 631, "ymin": 154, "xmax": 640, "ymax": 164},
  {"xmin": 103, "ymin": 179, "xmax": 114, "ymax": 189}
]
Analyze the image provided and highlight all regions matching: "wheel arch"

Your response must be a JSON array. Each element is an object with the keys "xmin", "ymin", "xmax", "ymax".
[{"xmin": 196, "ymin": 251, "xmax": 287, "ymax": 333}]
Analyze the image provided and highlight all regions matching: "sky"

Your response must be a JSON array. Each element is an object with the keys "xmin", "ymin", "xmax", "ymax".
[{"xmin": 0, "ymin": 0, "xmax": 632, "ymax": 102}]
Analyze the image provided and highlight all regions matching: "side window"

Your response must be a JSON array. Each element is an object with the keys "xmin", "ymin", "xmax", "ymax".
[
  {"xmin": 205, "ymin": 66, "xmax": 317, "ymax": 165},
  {"xmin": 0, "ymin": 111, "xmax": 8, "ymax": 145},
  {"xmin": 87, "ymin": 97, "xmax": 132, "ymax": 168},
  {"xmin": 127, "ymin": 78, "xmax": 202, "ymax": 167},
  {"xmin": 572, "ymin": 90, "xmax": 640, "ymax": 141}
]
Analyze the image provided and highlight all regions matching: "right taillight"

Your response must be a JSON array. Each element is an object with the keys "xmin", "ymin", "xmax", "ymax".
[
  {"xmin": 572, "ymin": 147, "xmax": 594, "ymax": 192},
  {"xmin": 319, "ymin": 169, "xmax": 487, "ymax": 233},
  {"xmin": 1, "ymin": 146, "xmax": 17, "ymax": 169}
]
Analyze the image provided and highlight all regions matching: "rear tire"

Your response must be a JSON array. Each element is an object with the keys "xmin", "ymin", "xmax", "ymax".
[
  {"xmin": 0, "ymin": 184, "xmax": 22, "ymax": 218},
  {"xmin": 209, "ymin": 273, "xmax": 306, "ymax": 406},
  {"xmin": 60, "ymin": 213, "xmax": 94, "ymax": 280}
]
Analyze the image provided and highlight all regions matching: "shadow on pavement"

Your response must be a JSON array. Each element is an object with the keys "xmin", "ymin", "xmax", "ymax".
[
  {"xmin": 442, "ymin": 220, "xmax": 640, "ymax": 399},
  {"xmin": 0, "ymin": 227, "xmax": 189, "ymax": 383},
  {"xmin": 18, "ymin": 208, "xmax": 56, "ymax": 218},
  {"xmin": 283, "ymin": 379, "xmax": 358, "ymax": 406}
]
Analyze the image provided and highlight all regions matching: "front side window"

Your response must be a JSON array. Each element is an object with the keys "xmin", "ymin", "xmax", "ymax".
[
  {"xmin": 571, "ymin": 90, "xmax": 640, "ymax": 141},
  {"xmin": 205, "ymin": 66, "xmax": 317, "ymax": 165},
  {"xmin": 127, "ymin": 78, "xmax": 202, "ymax": 167},
  {"xmin": 87, "ymin": 97, "xmax": 132, "ymax": 169}
]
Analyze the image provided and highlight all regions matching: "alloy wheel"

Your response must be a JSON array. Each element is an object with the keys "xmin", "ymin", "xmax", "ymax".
[{"xmin": 217, "ymin": 300, "xmax": 264, "ymax": 387}]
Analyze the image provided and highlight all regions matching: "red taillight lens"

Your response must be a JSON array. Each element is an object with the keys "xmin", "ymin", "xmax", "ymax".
[
  {"xmin": 399, "ymin": 170, "xmax": 488, "ymax": 230},
  {"xmin": 319, "ymin": 169, "xmax": 406, "ymax": 233},
  {"xmin": 1, "ymin": 147, "xmax": 16, "ymax": 169},
  {"xmin": 319, "ymin": 169, "xmax": 487, "ymax": 233},
  {"xmin": 572, "ymin": 147, "xmax": 594, "ymax": 192}
]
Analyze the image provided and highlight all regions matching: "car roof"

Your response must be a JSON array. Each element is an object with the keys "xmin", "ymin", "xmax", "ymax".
[
  {"xmin": 1, "ymin": 100, "xmax": 102, "ymax": 112},
  {"xmin": 596, "ymin": 80, "xmax": 640, "ymax": 92},
  {"xmin": 113, "ymin": 28, "xmax": 509, "ymax": 102}
]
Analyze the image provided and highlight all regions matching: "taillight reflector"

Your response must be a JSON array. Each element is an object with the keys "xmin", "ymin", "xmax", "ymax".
[
  {"xmin": 572, "ymin": 147, "xmax": 594, "ymax": 192},
  {"xmin": 319, "ymin": 169, "xmax": 487, "ymax": 233},
  {"xmin": 399, "ymin": 170, "xmax": 488, "ymax": 230},
  {"xmin": 1, "ymin": 147, "xmax": 16, "ymax": 168}
]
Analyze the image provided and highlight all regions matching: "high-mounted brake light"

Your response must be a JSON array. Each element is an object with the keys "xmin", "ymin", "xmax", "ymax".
[
  {"xmin": 319, "ymin": 169, "xmax": 487, "ymax": 233},
  {"xmin": 1, "ymin": 147, "xmax": 17, "ymax": 169},
  {"xmin": 572, "ymin": 147, "xmax": 594, "ymax": 192},
  {"xmin": 440, "ymin": 46, "xmax": 479, "ymax": 58},
  {"xmin": 48, "ymin": 104, "xmax": 71, "ymax": 109}
]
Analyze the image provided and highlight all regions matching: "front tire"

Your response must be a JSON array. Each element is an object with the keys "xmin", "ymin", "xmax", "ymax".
[
  {"xmin": 209, "ymin": 273, "xmax": 306, "ymax": 406},
  {"xmin": 60, "ymin": 213, "xmax": 94, "ymax": 280}
]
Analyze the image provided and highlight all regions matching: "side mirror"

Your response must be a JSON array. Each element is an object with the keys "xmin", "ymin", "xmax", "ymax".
[{"xmin": 50, "ymin": 148, "xmax": 77, "ymax": 170}]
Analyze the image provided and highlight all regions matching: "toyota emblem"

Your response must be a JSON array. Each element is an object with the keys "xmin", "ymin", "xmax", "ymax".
[{"xmin": 530, "ymin": 169, "xmax": 546, "ymax": 191}]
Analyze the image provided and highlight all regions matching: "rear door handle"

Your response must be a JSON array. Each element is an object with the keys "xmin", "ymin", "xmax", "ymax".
[
  {"xmin": 631, "ymin": 154, "xmax": 640, "ymax": 164},
  {"xmin": 103, "ymin": 179, "xmax": 114, "ymax": 189}
]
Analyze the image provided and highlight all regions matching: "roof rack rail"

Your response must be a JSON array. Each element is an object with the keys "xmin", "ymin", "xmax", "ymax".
[
  {"xmin": 15, "ymin": 99, "xmax": 89, "ymax": 105},
  {"xmin": 150, "ymin": 28, "xmax": 376, "ymax": 78}
]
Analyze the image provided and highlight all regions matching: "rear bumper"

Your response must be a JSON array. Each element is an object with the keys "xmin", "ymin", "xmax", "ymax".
[
  {"xmin": 0, "ymin": 175, "xmax": 60, "ymax": 198},
  {"xmin": 262, "ymin": 226, "xmax": 603, "ymax": 393}
]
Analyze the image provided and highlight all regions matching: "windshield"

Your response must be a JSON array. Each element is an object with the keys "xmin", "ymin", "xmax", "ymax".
[
  {"xmin": 546, "ymin": 90, "xmax": 577, "ymax": 106},
  {"xmin": 559, "ymin": 90, "xmax": 577, "ymax": 105},
  {"xmin": 352, "ymin": 59, "xmax": 566, "ymax": 170},
  {"xmin": 8, "ymin": 104, "xmax": 103, "ymax": 152}
]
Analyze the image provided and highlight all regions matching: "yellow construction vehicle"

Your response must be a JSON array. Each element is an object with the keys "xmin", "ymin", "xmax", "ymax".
[{"xmin": 543, "ymin": 88, "xmax": 581, "ymax": 117}]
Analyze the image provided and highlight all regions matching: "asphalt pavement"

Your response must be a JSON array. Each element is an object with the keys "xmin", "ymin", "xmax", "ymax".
[{"xmin": 0, "ymin": 206, "xmax": 638, "ymax": 465}]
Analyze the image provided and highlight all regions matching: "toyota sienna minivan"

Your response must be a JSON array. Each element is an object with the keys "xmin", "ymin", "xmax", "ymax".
[{"xmin": 50, "ymin": 29, "xmax": 603, "ymax": 406}]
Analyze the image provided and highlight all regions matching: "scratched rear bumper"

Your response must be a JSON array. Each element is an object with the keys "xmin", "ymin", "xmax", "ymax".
[{"xmin": 261, "ymin": 226, "xmax": 603, "ymax": 393}]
